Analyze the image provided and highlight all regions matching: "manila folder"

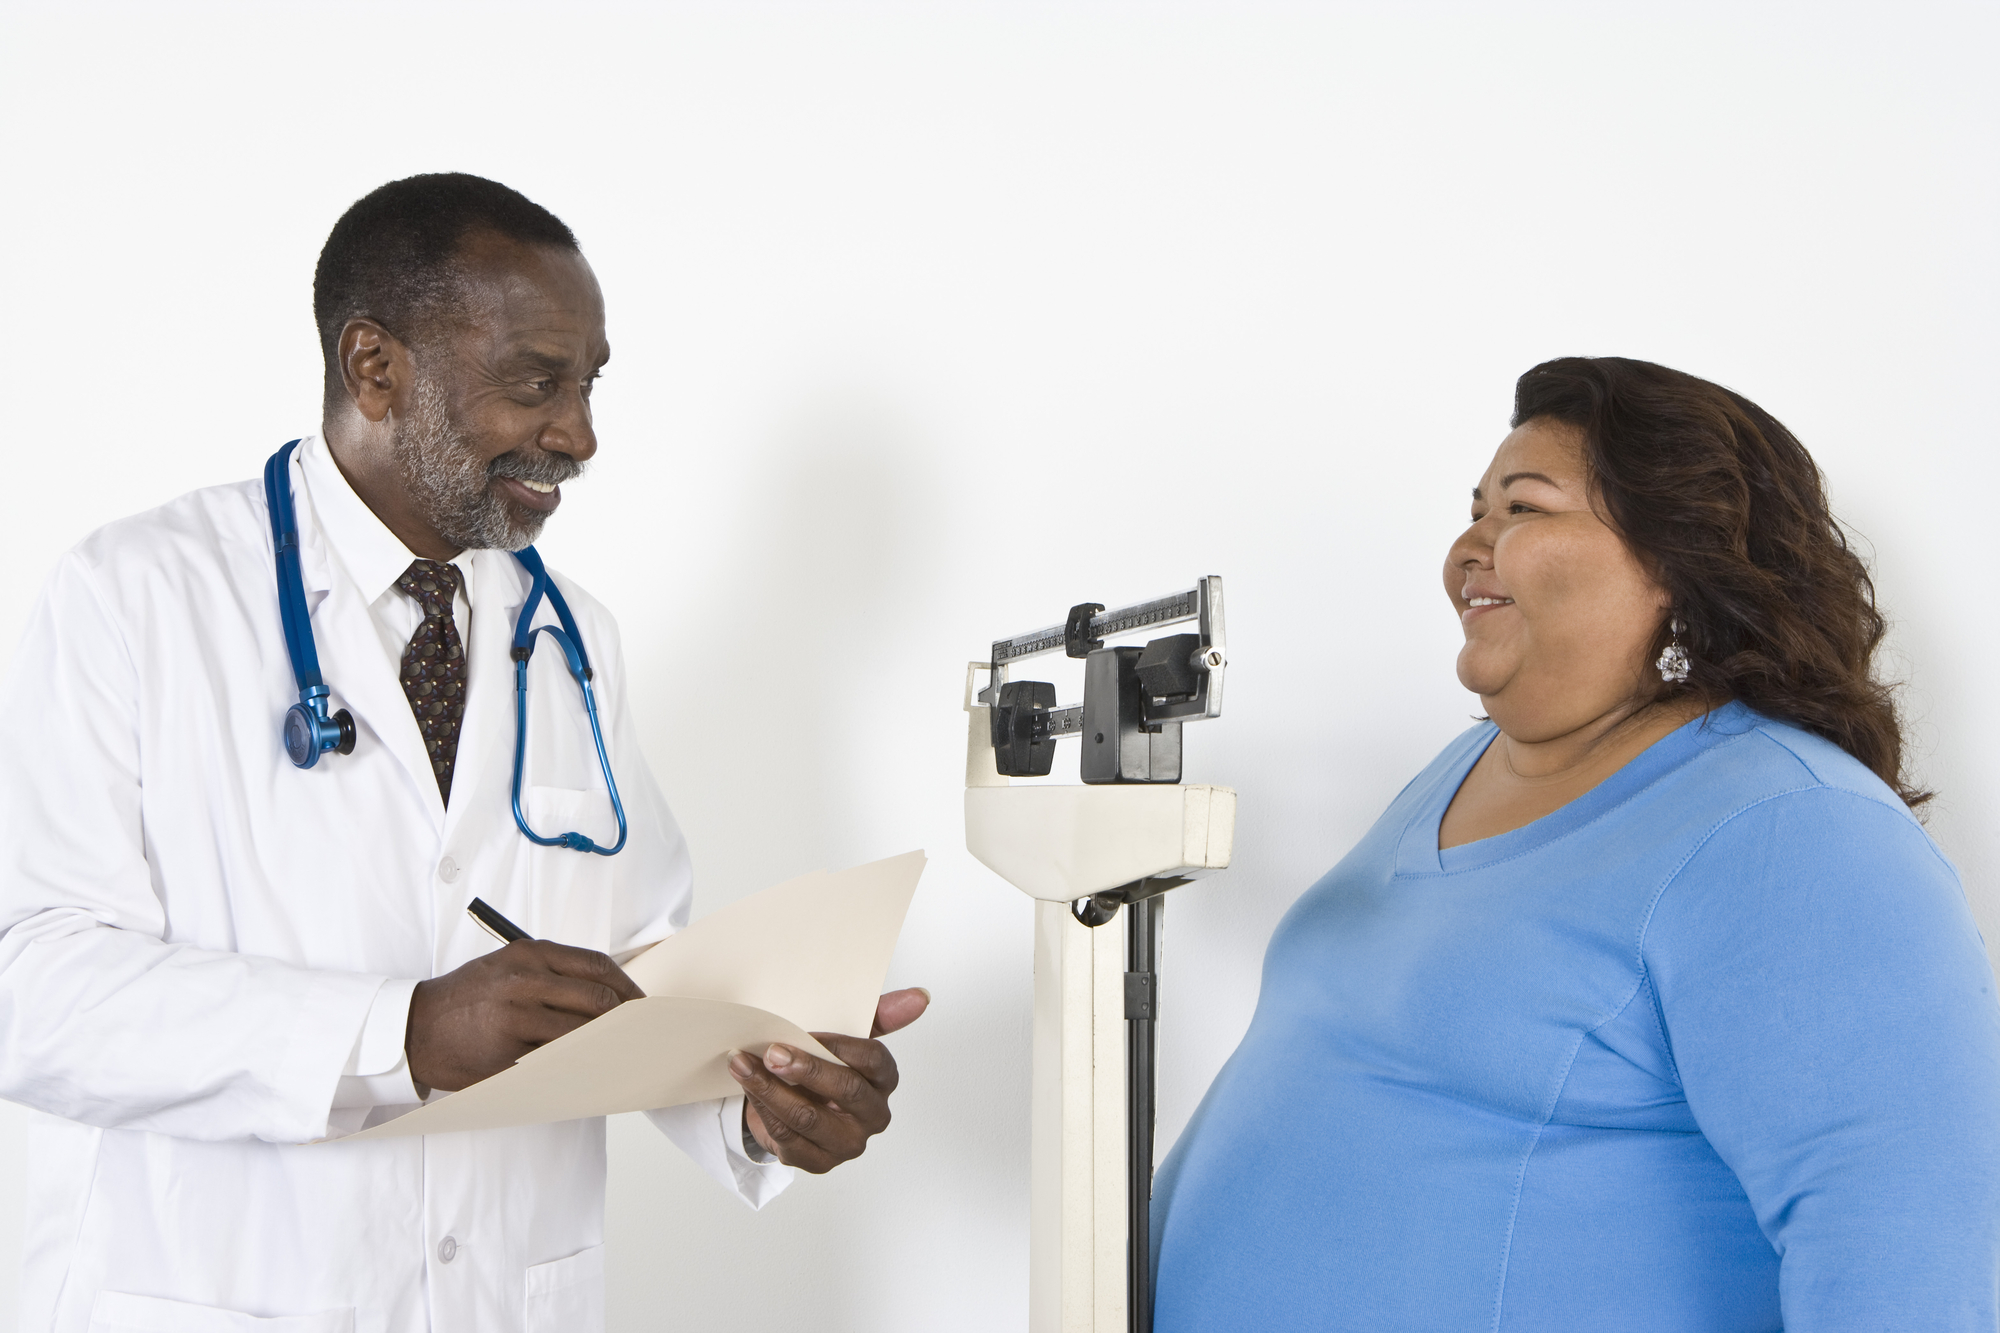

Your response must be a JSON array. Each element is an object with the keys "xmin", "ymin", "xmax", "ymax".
[{"xmin": 342, "ymin": 849, "xmax": 926, "ymax": 1139}]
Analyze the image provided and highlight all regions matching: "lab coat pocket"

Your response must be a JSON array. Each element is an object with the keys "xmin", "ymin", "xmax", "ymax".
[
  {"xmin": 88, "ymin": 1291, "xmax": 354, "ymax": 1332},
  {"xmin": 524, "ymin": 785, "xmax": 620, "ymax": 856},
  {"xmin": 525, "ymin": 785, "xmax": 618, "ymax": 949},
  {"xmin": 523, "ymin": 1242, "xmax": 606, "ymax": 1333}
]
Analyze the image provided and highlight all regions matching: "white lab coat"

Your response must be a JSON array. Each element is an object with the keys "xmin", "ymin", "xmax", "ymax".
[{"xmin": 0, "ymin": 435, "xmax": 790, "ymax": 1333}]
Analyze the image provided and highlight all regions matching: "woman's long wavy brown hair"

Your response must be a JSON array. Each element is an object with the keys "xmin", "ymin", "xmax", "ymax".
[{"xmin": 1512, "ymin": 356, "xmax": 1928, "ymax": 808}]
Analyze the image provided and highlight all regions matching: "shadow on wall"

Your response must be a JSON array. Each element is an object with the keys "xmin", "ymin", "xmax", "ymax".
[
  {"xmin": 674, "ymin": 389, "xmax": 942, "ymax": 892},
  {"xmin": 613, "ymin": 390, "xmax": 955, "ymax": 1328}
]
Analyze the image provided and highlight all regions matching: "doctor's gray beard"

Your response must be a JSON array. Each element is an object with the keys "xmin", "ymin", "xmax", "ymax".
[{"xmin": 392, "ymin": 375, "xmax": 584, "ymax": 552}]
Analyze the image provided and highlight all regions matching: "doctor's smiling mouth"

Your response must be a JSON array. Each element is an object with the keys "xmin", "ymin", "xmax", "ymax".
[{"xmin": 392, "ymin": 373, "xmax": 591, "ymax": 553}]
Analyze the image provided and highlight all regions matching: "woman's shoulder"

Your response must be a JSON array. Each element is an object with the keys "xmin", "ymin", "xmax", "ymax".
[
  {"xmin": 1645, "ymin": 704, "xmax": 1959, "ymax": 950},
  {"xmin": 1685, "ymin": 702, "xmax": 1918, "ymax": 827}
]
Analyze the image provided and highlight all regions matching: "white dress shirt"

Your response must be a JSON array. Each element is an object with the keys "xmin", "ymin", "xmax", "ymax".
[{"xmin": 0, "ymin": 433, "xmax": 791, "ymax": 1333}]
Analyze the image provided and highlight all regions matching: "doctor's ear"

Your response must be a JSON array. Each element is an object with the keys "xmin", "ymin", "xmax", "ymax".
[{"xmin": 336, "ymin": 318, "xmax": 414, "ymax": 425}]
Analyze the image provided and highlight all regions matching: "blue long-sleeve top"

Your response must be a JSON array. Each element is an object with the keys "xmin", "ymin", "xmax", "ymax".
[{"xmin": 1153, "ymin": 703, "xmax": 2000, "ymax": 1331}]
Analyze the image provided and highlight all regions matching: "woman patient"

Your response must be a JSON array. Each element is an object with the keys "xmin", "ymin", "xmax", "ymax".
[{"xmin": 1151, "ymin": 357, "xmax": 2000, "ymax": 1331}]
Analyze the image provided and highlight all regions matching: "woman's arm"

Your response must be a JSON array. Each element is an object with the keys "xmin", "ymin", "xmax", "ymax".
[{"xmin": 1645, "ymin": 785, "xmax": 2000, "ymax": 1332}]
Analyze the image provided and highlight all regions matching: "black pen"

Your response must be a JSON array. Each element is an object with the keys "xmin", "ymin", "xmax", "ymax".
[{"xmin": 467, "ymin": 897, "xmax": 530, "ymax": 944}]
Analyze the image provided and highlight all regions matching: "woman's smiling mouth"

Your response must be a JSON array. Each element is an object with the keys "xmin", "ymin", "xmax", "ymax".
[{"xmin": 1461, "ymin": 595, "xmax": 1515, "ymax": 624}]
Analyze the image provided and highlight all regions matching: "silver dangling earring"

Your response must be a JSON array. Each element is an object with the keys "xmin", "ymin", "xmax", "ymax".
[{"xmin": 1656, "ymin": 617, "xmax": 1691, "ymax": 685}]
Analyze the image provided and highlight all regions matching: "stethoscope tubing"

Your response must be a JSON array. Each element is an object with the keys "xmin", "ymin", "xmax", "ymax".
[
  {"xmin": 266, "ymin": 440, "xmax": 627, "ymax": 856},
  {"xmin": 509, "ymin": 624, "xmax": 629, "ymax": 855}
]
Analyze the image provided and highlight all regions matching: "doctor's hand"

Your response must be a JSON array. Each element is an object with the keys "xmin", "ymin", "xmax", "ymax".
[
  {"xmin": 731, "ymin": 987, "xmax": 930, "ymax": 1174},
  {"xmin": 405, "ymin": 941, "xmax": 645, "ymax": 1093}
]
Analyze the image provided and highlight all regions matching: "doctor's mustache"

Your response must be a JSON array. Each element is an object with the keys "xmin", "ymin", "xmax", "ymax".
[{"xmin": 487, "ymin": 448, "xmax": 586, "ymax": 488}]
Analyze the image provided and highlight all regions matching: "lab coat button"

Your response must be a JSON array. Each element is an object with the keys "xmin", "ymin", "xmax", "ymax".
[
  {"xmin": 438, "ymin": 857, "xmax": 459, "ymax": 883},
  {"xmin": 438, "ymin": 1235, "xmax": 458, "ymax": 1263}
]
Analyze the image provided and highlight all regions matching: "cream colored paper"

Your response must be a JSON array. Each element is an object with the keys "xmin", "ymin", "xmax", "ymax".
[{"xmin": 343, "ymin": 849, "xmax": 925, "ymax": 1140}]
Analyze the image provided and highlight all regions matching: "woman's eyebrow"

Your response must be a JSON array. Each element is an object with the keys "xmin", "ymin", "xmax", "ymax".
[{"xmin": 1471, "ymin": 470, "xmax": 1564, "ymax": 502}]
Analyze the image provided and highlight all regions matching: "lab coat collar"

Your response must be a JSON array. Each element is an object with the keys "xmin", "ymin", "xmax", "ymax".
[
  {"xmin": 296, "ymin": 432, "xmax": 469, "ymax": 601},
  {"xmin": 441, "ymin": 548, "xmax": 534, "ymax": 842},
  {"xmin": 289, "ymin": 432, "xmax": 522, "ymax": 829}
]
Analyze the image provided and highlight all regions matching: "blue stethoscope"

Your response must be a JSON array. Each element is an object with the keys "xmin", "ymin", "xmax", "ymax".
[{"xmin": 262, "ymin": 440, "xmax": 628, "ymax": 855}]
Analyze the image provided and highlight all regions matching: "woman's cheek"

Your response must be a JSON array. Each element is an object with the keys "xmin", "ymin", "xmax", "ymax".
[{"xmin": 1496, "ymin": 521, "xmax": 1596, "ymax": 621}]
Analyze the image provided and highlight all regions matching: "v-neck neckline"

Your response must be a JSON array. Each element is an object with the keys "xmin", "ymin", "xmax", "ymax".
[{"xmin": 1394, "ymin": 702, "xmax": 1756, "ymax": 877}]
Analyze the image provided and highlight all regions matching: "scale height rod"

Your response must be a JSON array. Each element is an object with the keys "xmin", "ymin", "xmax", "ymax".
[{"xmin": 1126, "ymin": 894, "xmax": 1163, "ymax": 1333}]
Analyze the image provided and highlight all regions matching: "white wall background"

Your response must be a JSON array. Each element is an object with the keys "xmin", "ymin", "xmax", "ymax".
[{"xmin": 1, "ymin": 2, "xmax": 1995, "ymax": 1328}]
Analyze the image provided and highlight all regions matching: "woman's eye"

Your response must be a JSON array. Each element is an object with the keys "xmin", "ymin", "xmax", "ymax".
[{"xmin": 1508, "ymin": 502, "xmax": 1538, "ymax": 515}]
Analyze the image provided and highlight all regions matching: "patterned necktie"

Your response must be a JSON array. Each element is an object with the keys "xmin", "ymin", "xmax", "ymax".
[{"xmin": 395, "ymin": 559, "xmax": 467, "ymax": 805}]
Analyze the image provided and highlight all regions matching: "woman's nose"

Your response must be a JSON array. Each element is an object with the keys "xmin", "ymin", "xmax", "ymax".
[{"xmin": 1449, "ymin": 522, "xmax": 1493, "ymax": 570}]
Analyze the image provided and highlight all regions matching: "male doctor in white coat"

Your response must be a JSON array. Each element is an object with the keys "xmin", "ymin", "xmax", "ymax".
[{"xmin": 0, "ymin": 173, "xmax": 929, "ymax": 1333}]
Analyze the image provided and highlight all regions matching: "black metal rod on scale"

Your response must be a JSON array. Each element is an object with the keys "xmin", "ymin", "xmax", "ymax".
[{"xmin": 1125, "ymin": 894, "xmax": 1163, "ymax": 1333}]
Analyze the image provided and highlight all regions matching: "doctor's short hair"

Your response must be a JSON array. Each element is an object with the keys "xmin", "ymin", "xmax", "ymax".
[{"xmin": 313, "ymin": 173, "xmax": 579, "ymax": 401}]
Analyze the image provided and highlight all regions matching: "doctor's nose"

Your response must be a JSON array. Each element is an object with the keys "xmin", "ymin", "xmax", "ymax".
[{"xmin": 536, "ymin": 394, "xmax": 597, "ymax": 463}]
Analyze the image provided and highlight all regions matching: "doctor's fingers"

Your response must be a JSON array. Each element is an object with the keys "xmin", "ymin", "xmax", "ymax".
[
  {"xmin": 515, "ymin": 940, "xmax": 645, "ymax": 1003},
  {"xmin": 498, "ymin": 968, "xmax": 634, "ymax": 1024},
  {"xmin": 731, "ymin": 1074, "xmax": 870, "ymax": 1174},
  {"xmin": 740, "ymin": 1097, "xmax": 843, "ymax": 1174},
  {"xmin": 739, "ymin": 1043, "xmax": 891, "ymax": 1132},
  {"xmin": 811, "ymin": 1032, "xmax": 901, "ymax": 1097},
  {"xmin": 477, "ymin": 941, "xmax": 638, "ymax": 1016},
  {"xmin": 871, "ymin": 987, "xmax": 931, "ymax": 1038}
]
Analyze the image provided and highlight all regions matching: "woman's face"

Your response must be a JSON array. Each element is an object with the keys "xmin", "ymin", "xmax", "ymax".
[{"xmin": 1444, "ymin": 418, "xmax": 1670, "ymax": 741}]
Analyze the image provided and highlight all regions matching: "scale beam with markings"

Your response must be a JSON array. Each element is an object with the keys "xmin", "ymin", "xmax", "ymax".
[{"xmin": 963, "ymin": 578, "xmax": 1234, "ymax": 1333}]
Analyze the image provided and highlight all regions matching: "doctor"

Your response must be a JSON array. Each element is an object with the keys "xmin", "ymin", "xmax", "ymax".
[{"xmin": 0, "ymin": 173, "xmax": 927, "ymax": 1333}]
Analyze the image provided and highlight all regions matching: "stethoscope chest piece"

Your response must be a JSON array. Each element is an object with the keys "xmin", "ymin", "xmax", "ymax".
[{"xmin": 284, "ymin": 692, "xmax": 356, "ymax": 769}]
